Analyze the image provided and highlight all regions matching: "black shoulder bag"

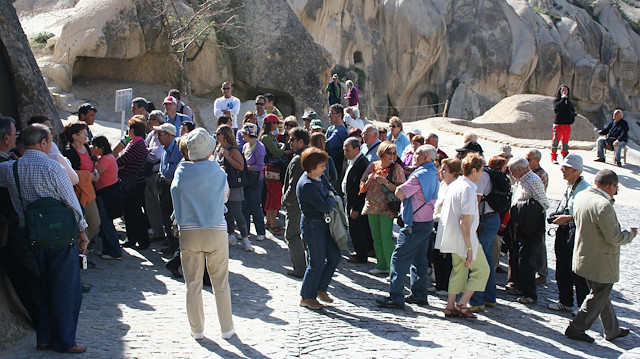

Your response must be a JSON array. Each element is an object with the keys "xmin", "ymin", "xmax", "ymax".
[{"xmin": 13, "ymin": 161, "xmax": 79, "ymax": 246}]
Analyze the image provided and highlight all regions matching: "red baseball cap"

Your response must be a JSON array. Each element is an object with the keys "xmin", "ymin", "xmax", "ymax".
[
  {"xmin": 163, "ymin": 96, "xmax": 177, "ymax": 105},
  {"xmin": 264, "ymin": 114, "xmax": 282, "ymax": 123}
]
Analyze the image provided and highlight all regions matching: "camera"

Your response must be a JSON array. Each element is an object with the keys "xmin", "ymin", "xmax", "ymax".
[
  {"xmin": 546, "ymin": 215, "xmax": 557, "ymax": 225},
  {"xmin": 79, "ymin": 254, "xmax": 87, "ymax": 270}
]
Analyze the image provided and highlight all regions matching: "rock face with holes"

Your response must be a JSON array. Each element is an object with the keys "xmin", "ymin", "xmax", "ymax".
[
  {"xmin": 287, "ymin": 0, "xmax": 640, "ymax": 127},
  {"xmin": 16, "ymin": 0, "xmax": 331, "ymax": 118}
]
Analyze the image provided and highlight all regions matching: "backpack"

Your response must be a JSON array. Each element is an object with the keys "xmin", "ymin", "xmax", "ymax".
[{"xmin": 483, "ymin": 166, "xmax": 512, "ymax": 214}]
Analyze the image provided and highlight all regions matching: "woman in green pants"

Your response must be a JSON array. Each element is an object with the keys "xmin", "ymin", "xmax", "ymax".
[{"xmin": 359, "ymin": 141, "xmax": 405, "ymax": 275}]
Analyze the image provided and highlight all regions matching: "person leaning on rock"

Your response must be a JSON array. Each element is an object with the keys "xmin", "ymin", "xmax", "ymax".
[
  {"xmin": 564, "ymin": 169, "xmax": 636, "ymax": 343},
  {"xmin": 594, "ymin": 109, "xmax": 629, "ymax": 167},
  {"xmin": 550, "ymin": 84, "xmax": 576, "ymax": 164}
]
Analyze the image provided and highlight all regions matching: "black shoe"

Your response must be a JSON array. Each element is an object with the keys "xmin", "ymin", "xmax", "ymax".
[
  {"xmin": 405, "ymin": 295, "xmax": 428, "ymax": 305},
  {"xmin": 122, "ymin": 241, "xmax": 136, "ymax": 248},
  {"xmin": 161, "ymin": 246, "xmax": 174, "ymax": 255},
  {"xmin": 376, "ymin": 297, "xmax": 405, "ymax": 310},
  {"xmin": 137, "ymin": 243, "xmax": 150, "ymax": 250},
  {"xmin": 565, "ymin": 323, "xmax": 594, "ymax": 343},
  {"xmin": 81, "ymin": 283, "xmax": 92, "ymax": 294},
  {"xmin": 606, "ymin": 328, "xmax": 630, "ymax": 341},
  {"xmin": 165, "ymin": 264, "xmax": 182, "ymax": 278},
  {"xmin": 286, "ymin": 270, "xmax": 304, "ymax": 279}
]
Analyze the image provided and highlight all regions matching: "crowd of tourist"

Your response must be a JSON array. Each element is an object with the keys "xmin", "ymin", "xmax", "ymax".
[{"xmin": 0, "ymin": 78, "xmax": 636, "ymax": 353}]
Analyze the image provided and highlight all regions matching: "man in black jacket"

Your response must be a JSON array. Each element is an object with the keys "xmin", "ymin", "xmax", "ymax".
[
  {"xmin": 342, "ymin": 137, "xmax": 372, "ymax": 263},
  {"xmin": 594, "ymin": 109, "xmax": 629, "ymax": 167}
]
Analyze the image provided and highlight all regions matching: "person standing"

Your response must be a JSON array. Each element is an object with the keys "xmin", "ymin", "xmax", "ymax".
[
  {"xmin": 144, "ymin": 110, "xmax": 166, "ymax": 242},
  {"xmin": 376, "ymin": 145, "xmax": 439, "ymax": 309},
  {"xmin": 551, "ymin": 84, "xmax": 576, "ymax": 164},
  {"xmin": 344, "ymin": 80, "xmax": 360, "ymax": 107},
  {"xmin": 361, "ymin": 125, "xmax": 381, "ymax": 162},
  {"xmin": 436, "ymin": 153, "xmax": 489, "ymax": 319},
  {"xmin": 325, "ymin": 74, "xmax": 341, "ymax": 106},
  {"xmin": 241, "ymin": 123, "xmax": 266, "ymax": 241},
  {"xmin": 326, "ymin": 103, "xmax": 348, "ymax": 176},
  {"xmin": 594, "ymin": 109, "xmax": 629, "ymax": 167},
  {"xmin": 213, "ymin": 82, "xmax": 241, "ymax": 132},
  {"xmin": 164, "ymin": 96, "xmax": 190, "ymax": 135},
  {"xmin": 343, "ymin": 137, "xmax": 372, "ymax": 264},
  {"xmin": 508, "ymin": 156, "xmax": 549, "ymax": 305},
  {"xmin": 171, "ymin": 128, "xmax": 235, "ymax": 340},
  {"xmin": 0, "ymin": 124, "xmax": 89, "ymax": 353},
  {"xmin": 360, "ymin": 142, "xmax": 406, "ymax": 276},
  {"xmin": 282, "ymin": 127, "xmax": 310, "ymax": 278},
  {"xmin": 526, "ymin": 149, "xmax": 549, "ymax": 286},
  {"xmin": 547, "ymin": 154, "xmax": 590, "ymax": 313},
  {"xmin": 387, "ymin": 117, "xmax": 411, "ymax": 156},
  {"xmin": 297, "ymin": 147, "xmax": 341, "ymax": 310},
  {"xmin": 564, "ymin": 169, "xmax": 636, "ymax": 343}
]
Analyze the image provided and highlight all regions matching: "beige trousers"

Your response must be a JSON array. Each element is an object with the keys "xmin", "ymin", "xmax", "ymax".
[
  {"xmin": 180, "ymin": 228, "xmax": 234, "ymax": 335},
  {"xmin": 84, "ymin": 199, "xmax": 101, "ymax": 242}
]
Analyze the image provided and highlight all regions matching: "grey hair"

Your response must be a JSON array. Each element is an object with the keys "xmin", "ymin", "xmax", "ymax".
[
  {"xmin": 343, "ymin": 136, "xmax": 361, "ymax": 150},
  {"xmin": 508, "ymin": 156, "xmax": 529, "ymax": 171},
  {"xmin": 0, "ymin": 116, "xmax": 16, "ymax": 138},
  {"xmin": 346, "ymin": 106, "xmax": 360, "ymax": 119},
  {"xmin": 150, "ymin": 110, "xmax": 166, "ymax": 124},
  {"xmin": 528, "ymin": 149, "xmax": 542, "ymax": 160},
  {"xmin": 427, "ymin": 132, "xmax": 438, "ymax": 141},
  {"xmin": 345, "ymin": 80, "xmax": 354, "ymax": 86},
  {"xmin": 415, "ymin": 144, "xmax": 437, "ymax": 162},
  {"xmin": 594, "ymin": 169, "xmax": 618, "ymax": 187},
  {"xmin": 23, "ymin": 123, "xmax": 50, "ymax": 147},
  {"xmin": 363, "ymin": 124, "xmax": 378, "ymax": 135},
  {"xmin": 463, "ymin": 131, "xmax": 477, "ymax": 143}
]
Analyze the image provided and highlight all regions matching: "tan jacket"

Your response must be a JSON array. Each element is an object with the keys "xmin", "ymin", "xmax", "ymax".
[{"xmin": 572, "ymin": 187, "xmax": 634, "ymax": 283}]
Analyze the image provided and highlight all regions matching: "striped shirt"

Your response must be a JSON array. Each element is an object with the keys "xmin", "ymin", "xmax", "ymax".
[
  {"xmin": 0, "ymin": 149, "xmax": 87, "ymax": 230},
  {"xmin": 116, "ymin": 137, "xmax": 147, "ymax": 183}
]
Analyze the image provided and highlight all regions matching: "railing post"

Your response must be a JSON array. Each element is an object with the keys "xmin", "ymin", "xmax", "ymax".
[{"xmin": 442, "ymin": 100, "xmax": 449, "ymax": 118}]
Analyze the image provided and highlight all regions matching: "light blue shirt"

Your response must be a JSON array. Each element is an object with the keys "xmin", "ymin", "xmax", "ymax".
[{"xmin": 160, "ymin": 139, "xmax": 183, "ymax": 179}]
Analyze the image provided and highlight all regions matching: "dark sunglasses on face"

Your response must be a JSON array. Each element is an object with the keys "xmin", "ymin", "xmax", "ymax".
[
  {"xmin": 288, "ymin": 137, "xmax": 298, "ymax": 142},
  {"xmin": 222, "ymin": 87, "xmax": 231, "ymax": 90},
  {"xmin": 390, "ymin": 125, "xmax": 398, "ymax": 128},
  {"xmin": 386, "ymin": 151, "xmax": 396, "ymax": 155},
  {"xmin": 255, "ymin": 102, "xmax": 265, "ymax": 106}
]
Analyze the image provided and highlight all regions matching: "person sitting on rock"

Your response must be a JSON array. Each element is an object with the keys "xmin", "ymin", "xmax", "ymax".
[{"xmin": 594, "ymin": 109, "xmax": 629, "ymax": 167}]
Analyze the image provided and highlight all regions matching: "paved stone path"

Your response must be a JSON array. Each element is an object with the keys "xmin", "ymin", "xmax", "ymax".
[{"xmin": 2, "ymin": 122, "xmax": 639, "ymax": 358}]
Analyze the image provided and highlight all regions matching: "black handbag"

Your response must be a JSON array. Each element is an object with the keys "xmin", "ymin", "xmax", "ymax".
[
  {"xmin": 225, "ymin": 146, "xmax": 251, "ymax": 188},
  {"xmin": 381, "ymin": 163, "xmax": 401, "ymax": 213},
  {"xmin": 13, "ymin": 161, "xmax": 78, "ymax": 246}
]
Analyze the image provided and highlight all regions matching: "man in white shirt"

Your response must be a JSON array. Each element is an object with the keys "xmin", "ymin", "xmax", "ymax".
[
  {"xmin": 254, "ymin": 95, "xmax": 268, "ymax": 128},
  {"xmin": 213, "ymin": 82, "xmax": 241, "ymax": 131}
]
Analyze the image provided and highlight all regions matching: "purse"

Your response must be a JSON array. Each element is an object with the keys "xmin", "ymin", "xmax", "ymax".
[
  {"xmin": 381, "ymin": 164, "xmax": 401, "ymax": 213},
  {"xmin": 225, "ymin": 146, "xmax": 251, "ymax": 188},
  {"xmin": 265, "ymin": 163, "xmax": 281, "ymax": 181},
  {"xmin": 13, "ymin": 161, "xmax": 79, "ymax": 246}
]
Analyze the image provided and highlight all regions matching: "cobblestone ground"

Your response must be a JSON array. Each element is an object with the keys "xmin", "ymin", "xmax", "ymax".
[
  {"xmin": 3, "ymin": 200, "xmax": 639, "ymax": 359},
  {"xmin": 2, "ymin": 123, "xmax": 640, "ymax": 358}
]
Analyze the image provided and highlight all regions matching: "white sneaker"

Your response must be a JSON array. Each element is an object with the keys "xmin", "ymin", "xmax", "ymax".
[
  {"xmin": 101, "ymin": 254, "xmax": 122, "ymax": 260},
  {"xmin": 256, "ymin": 234, "xmax": 266, "ymax": 241},
  {"xmin": 242, "ymin": 237, "xmax": 254, "ymax": 252},
  {"xmin": 228, "ymin": 234, "xmax": 236, "ymax": 246},
  {"xmin": 191, "ymin": 332, "xmax": 204, "ymax": 340},
  {"xmin": 548, "ymin": 303, "xmax": 574, "ymax": 312},
  {"xmin": 221, "ymin": 328, "xmax": 236, "ymax": 340},
  {"xmin": 369, "ymin": 268, "xmax": 387, "ymax": 275},
  {"xmin": 435, "ymin": 290, "xmax": 448, "ymax": 296},
  {"xmin": 427, "ymin": 287, "xmax": 437, "ymax": 293}
]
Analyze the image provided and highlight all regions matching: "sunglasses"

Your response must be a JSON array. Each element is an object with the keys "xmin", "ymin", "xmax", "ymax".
[
  {"xmin": 222, "ymin": 87, "xmax": 231, "ymax": 90},
  {"xmin": 288, "ymin": 137, "xmax": 298, "ymax": 142},
  {"xmin": 285, "ymin": 124, "xmax": 296, "ymax": 128},
  {"xmin": 385, "ymin": 151, "xmax": 397, "ymax": 156},
  {"xmin": 255, "ymin": 102, "xmax": 265, "ymax": 106},
  {"xmin": 215, "ymin": 132, "xmax": 222, "ymax": 136},
  {"xmin": 389, "ymin": 125, "xmax": 398, "ymax": 128}
]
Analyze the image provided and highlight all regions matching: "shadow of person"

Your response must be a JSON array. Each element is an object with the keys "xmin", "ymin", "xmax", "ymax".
[
  {"xmin": 225, "ymin": 271, "xmax": 288, "ymax": 326},
  {"xmin": 197, "ymin": 336, "xmax": 270, "ymax": 359}
]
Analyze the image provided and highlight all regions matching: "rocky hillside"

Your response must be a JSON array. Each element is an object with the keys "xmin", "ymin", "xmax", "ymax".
[
  {"xmin": 288, "ymin": 0, "xmax": 640, "ymax": 127},
  {"xmin": 14, "ymin": 0, "xmax": 640, "ymax": 129}
]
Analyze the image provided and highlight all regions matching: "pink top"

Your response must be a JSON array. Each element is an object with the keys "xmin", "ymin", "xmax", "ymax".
[
  {"xmin": 78, "ymin": 148, "xmax": 93, "ymax": 172},
  {"xmin": 95, "ymin": 154, "xmax": 118, "ymax": 190},
  {"xmin": 397, "ymin": 175, "xmax": 436, "ymax": 222}
]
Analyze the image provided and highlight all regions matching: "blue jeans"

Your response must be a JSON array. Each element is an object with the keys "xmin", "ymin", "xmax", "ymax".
[
  {"xmin": 96, "ymin": 196, "xmax": 122, "ymax": 258},
  {"xmin": 470, "ymin": 214, "xmax": 500, "ymax": 306},
  {"xmin": 597, "ymin": 137, "xmax": 626, "ymax": 163},
  {"xmin": 242, "ymin": 181, "xmax": 265, "ymax": 236},
  {"xmin": 32, "ymin": 243, "xmax": 82, "ymax": 352},
  {"xmin": 388, "ymin": 221, "xmax": 433, "ymax": 305},
  {"xmin": 300, "ymin": 217, "xmax": 341, "ymax": 299}
]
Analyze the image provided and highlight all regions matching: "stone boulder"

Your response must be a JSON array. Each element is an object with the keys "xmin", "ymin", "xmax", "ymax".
[
  {"xmin": 467, "ymin": 94, "xmax": 596, "ymax": 141},
  {"xmin": 288, "ymin": 0, "xmax": 640, "ymax": 124}
]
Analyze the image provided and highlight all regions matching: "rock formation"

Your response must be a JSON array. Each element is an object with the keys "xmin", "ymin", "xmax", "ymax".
[
  {"xmin": 288, "ymin": 0, "xmax": 640, "ymax": 126},
  {"xmin": 17, "ymin": 0, "xmax": 332, "ymax": 125}
]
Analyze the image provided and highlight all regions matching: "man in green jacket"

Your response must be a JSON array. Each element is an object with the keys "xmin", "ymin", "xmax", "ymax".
[
  {"xmin": 565, "ymin": 169, "xmax": 637, "ymax": 343},
  {"xmin": 325, "ymin": 74, "xmax": 341, "ymax": 106}
]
